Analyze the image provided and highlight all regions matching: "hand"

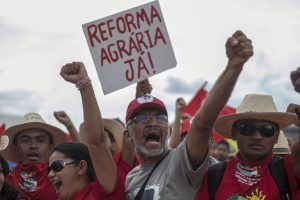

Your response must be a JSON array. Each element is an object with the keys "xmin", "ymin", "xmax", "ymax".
[
  {"xmin": 60, "ymin": 62, "xmax": 88, "ymax": 84},
  {"xmin": 286, "ymin": 103, "xmax": 300, "ymax": 127},
  {"xmin": 226, "ymin": 30, "xmax": 253, "ymax": 68},
  {"xmin": 54, "ymin": 111, "xmax": 71, "ymax": 125},
  {"xmin": 175, "ymin": 97, "xmax": 186, "ymax": 116},
  {"xmin": 291, "ymin": 67, "xmax": 300, "ymax": 93},
  {"xmin": 136, "ymin": 79, "xmax": 152, "ymax": 98}
]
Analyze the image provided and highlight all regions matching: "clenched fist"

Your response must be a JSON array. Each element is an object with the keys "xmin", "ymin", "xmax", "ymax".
[
  {"xmin": 290, "ymin": 67, "xmax": 300, "ymax": 93},
  {"xmin": 60, "ymin": 62, "xmax": 88, "ymax": 84},
  {"xmin": 226, "ymin": 30, "xmax": 253, "ymax": 68}
]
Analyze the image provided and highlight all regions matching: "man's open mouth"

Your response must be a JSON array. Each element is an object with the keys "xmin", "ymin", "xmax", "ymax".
[{"xmin": 145, "ymin": 133, "xmax": 161, "ymax": 148}]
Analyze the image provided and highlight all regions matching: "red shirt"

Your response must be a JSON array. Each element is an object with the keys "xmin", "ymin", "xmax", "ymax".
[
  {"xmin": 6, "ymin": 162, "xmax": 57, "ymax": 200},
  {"xmin": 114, "ymin": 153, "xmax": 139, "ymax": 186},
  {"xmin": 195, "ymin": 153, "xmax": 300, "ymax": 200},
  {"xmin": 70, "ymin": 175, "xmax": 125, "ymax": 200}
]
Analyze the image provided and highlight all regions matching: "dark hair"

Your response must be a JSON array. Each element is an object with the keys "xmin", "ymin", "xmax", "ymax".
[
  {"xmin": 0, "ymin": 155, "xmax": 19, "ymax": 199},
  {"xmin": 50, "ymin": 142, "xmax": 95, "ymax": 182},
  {"xmin": 13, "ymin": 129, "xmax": 54, "ymax": 145},
  {"xmin": 215, "ymin": 140, "xmax": 230, "ymax": 150}
]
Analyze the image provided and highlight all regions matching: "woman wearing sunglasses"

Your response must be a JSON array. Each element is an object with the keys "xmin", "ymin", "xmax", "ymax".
[{"xmin": 48, "ymin": 62, "xmax": 124, "ymax": 200}]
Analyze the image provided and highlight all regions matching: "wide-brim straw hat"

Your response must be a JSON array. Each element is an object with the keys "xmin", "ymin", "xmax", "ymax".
[
  {"xmin": 1, "ymin": 113, "xmax": 67, "ymax": 162},
  {"xmin": 215, "ymin": 94, "xmax": 298, "ymax": 139},
  {"xmin": 273, "ymin": 131, "xmax": 290, "ymax": 154},
  {"xmin": 0, "ymin": 135, "xmax": 9, "ymax": 151},
  {"xmin": 103, "ymin": 118, "xmax": 124, "ymax": 155}
]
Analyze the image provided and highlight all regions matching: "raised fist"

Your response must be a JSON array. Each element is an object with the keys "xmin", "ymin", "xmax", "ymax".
[
  {"xmin": 175, "ymin": 97, "xmax": 186, "ymax": 115},
  {"xmin": 60, "ymin": 62, "xmax": 88, "ymax": 84},
  {"xmin": 136, "ymin": 79, "xmax": 152, "ymax": 98},
  {"xmin": 54, "ymin": 111, "xmax": 71, "ymax": 125},
  {"xmin": 290, "ymin": 67, "xmax": 300, "ymax": 93},
  {"xmin": 286, "ymin": 103, "xmax": 300, "ymax": 127},
  {"xmin": 226, "ymin": 30, "xmax": 253, "ymax": 68}
]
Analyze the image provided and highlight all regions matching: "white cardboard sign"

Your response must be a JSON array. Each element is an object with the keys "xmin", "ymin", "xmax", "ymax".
[{"xmin": 82, "ymin": 0, "xmax": 177, "ymax": 94}]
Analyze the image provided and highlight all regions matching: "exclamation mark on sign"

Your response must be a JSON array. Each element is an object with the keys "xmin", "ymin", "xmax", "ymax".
[{"xmin": 147, "ymin": 52, "xmax": 156, "ymax": 73}]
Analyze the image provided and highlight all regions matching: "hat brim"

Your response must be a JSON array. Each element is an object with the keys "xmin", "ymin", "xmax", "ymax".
[
  {"xmin": 1, "ymin": 122, "xmax": 67, "ymax": 163},
  {"xmin": 214, "ymin": 112, "xmax": 298, "ymax": 139},
  {"xmin": 103, "ymin": 119, "xmax": 124, "ymax": 155}
]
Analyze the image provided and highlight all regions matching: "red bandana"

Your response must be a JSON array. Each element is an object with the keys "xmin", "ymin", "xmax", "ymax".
[
  {"xmin": 7, "ymin": 162, "xmax": 57, "ymax": 200},
  {"xmin": 233, "ymin": 153, "xmax": 273, "ymax": 193}
]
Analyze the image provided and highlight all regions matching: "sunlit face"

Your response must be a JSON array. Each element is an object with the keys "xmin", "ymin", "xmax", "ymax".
[
  {"xmin": 0, "ymin": 163, "xmax": 5, "ymax": 191},
  {"xmin": 13, "ymin": 129, "xmax": 53, "ymax": 163},
  {"xmin": 232, "ymin": 119, "xmax": 279, "ymax": 162},
  {"xmin": 48, "ymin": 151, "xmax": 82, "ymax": 200},
  {"xmin": 128, "ymin": 108, "xmax": 169, "ymax": 159}
]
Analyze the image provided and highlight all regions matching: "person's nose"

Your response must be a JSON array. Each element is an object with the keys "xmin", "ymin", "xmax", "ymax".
[
  {"xmin": 146, "ymin": 116, "xmax": 158, "ymax": 126},
  {"xmin": 252, "ymin": 129, "xmax": 263, "ymax": 140},
  {"xmin": 48, "ymin": 169, "xmax": 55, "ymax": 179},
  {"xmin": 29, "ymin": 139, "xmax": 39, "ymax": 148}
]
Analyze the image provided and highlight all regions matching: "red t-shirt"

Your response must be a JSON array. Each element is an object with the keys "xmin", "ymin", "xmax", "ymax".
[
  {"xmin": 6, "ymin": 162, "xmax": 57, "ymax": 200},
  {"xmin": 70, "ymin": 175, "xmax": 125, "ymax": 200},
  {"xmin": 114, "ymin": 153, "xmax": 139, "ymax": 186},
  {"xmin": 195, "ymin": 153, "xmax": 300, "ymax": 200}
]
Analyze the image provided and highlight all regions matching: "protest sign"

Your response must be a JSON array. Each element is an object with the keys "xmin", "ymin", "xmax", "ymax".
[{"xmin": 83, "ymin": 0, "xmax": 177, "ymax": 94}]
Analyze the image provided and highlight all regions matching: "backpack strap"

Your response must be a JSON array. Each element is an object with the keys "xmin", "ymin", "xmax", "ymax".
[
  {"xmin": 208, "ymin": 162, "xmax": 227, "ymax": 200},
  {"xmin": 269, "ymin": 155, "xmax": 292, "ymax": 200}
]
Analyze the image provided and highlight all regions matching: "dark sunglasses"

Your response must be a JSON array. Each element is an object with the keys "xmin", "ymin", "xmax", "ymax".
[
  {"xmin": 127, "ymin": 114, "xmax": 168, "ymax": 126},
  {"xmin": 235, "ymin": 122, "xmax": 277, "ymax": 138},
  {"xmin": 48, "ymin": 160, "xmax": 79, "ymax": 174}
]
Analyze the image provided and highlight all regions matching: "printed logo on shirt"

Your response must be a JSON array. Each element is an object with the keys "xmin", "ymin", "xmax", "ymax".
[
  {"xmin": 128, "ymin": 184, "xmax": 161, "ymax": 200},
  {"xmin": 228, "ymin": 187, "xmax": 266, "ymax": 200},
  {"xmin": 18, "ymin": 171, "xmax": 39, "ymax": 192}
]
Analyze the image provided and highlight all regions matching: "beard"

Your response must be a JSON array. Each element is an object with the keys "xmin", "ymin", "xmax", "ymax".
[{"xmin": 133, "ymin": 138, "xmax": 167, "ymax": 158}]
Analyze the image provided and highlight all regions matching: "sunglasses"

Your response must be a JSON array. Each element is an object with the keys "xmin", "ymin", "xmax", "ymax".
[
  {"xmin": 48, "ymin": 160, "xmax": 79, "ymax": 174},
  {"xmin": 235, "ymin": 122, "xmax": 277, "ymax": 138},
  {"xmin": 127, "ymin": 114, "xmax": 168, "ymax": 126}
]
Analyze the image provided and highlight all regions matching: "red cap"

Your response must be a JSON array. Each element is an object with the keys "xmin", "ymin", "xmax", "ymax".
[{"xmin": 126, "ymin": 94, "xmax": 167, "ymax": 124}]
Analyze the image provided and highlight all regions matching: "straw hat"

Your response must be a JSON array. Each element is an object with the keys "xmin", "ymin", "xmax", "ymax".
[
  {"xmin": 273, "ymin": 131, "xmax": 290, "ymax": 155},
  {"xmin": 103, "ymin": 118, "xmax": 124, "ymax": 154},
  {"xmin": 1, "ymin": 112, "xmax": 67, "ymax": 162},
  {"xmin": 215, "ymin": 94, "xmax": 298, "ymax": 139},
  {"xmin": 0, "ymin": 135, "xmax": 9, "ymax": 151}
]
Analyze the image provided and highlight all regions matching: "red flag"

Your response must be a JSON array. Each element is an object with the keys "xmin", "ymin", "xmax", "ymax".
[
  {"xmin": 183, "ymin": 82, "xmax": 208, "ymax": 116},
  {"xmin": 182, "ymin": 82, "xmax": 236, "ymax": 142},
  {"xmin": 0, "ymin": 124, "xmax": 5, "ymax": 136}
]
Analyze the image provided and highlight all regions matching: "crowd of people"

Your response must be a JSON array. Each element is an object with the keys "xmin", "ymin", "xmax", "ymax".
[{"xmin": 0, "ymin": 30, "xmax": 299, "ymax": 199}]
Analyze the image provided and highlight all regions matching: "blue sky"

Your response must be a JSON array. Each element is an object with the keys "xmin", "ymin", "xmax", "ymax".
[{"xmin": 0, "ymin": 0, "xmax": 300, "ymax": 130}]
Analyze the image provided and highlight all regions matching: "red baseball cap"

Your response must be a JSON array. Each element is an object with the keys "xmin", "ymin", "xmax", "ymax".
[{"xmin": 126, "ymin": 94, "xmax": 168, "ymax": 124}]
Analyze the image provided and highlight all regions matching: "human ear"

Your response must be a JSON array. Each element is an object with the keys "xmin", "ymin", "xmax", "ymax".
[{"xmin": 77, "ymin": 160, "xmax": 88, "ymax": 176}]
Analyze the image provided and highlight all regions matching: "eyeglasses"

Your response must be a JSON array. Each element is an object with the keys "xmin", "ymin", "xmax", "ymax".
[
  {"xmin": 127, "ymin": 114, "xmax": 168, "ymax": 126},
  {"xmin": 48, "ymin": 160, "xmax": 79, "ymax": 174},
  {"xmin": 235, "ymin": 122, "xmax": 277, "ymax": 138}
]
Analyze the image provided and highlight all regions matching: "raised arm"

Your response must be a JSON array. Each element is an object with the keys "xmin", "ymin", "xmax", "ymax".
[
  {"xmin": 289, "ymin": 67, "xmax": 300, "ymax": 180},
  {"xmin": 60, "ymin": 62, "xmax": 117, "ymax": 192},
  {"xmin": 135, "ymin": 78, "xmax": 152, "ymax": 98},
  {"xmin": 186, "ymin": 30, "xmax": 253, "ymax": 168},
  {"xmin": 54, "ymin": 111, "xmax": 80, "ymax": 142},
  {"xmin": 169, "ymin": 98, "xmax": 186, "ymax": 149}
]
